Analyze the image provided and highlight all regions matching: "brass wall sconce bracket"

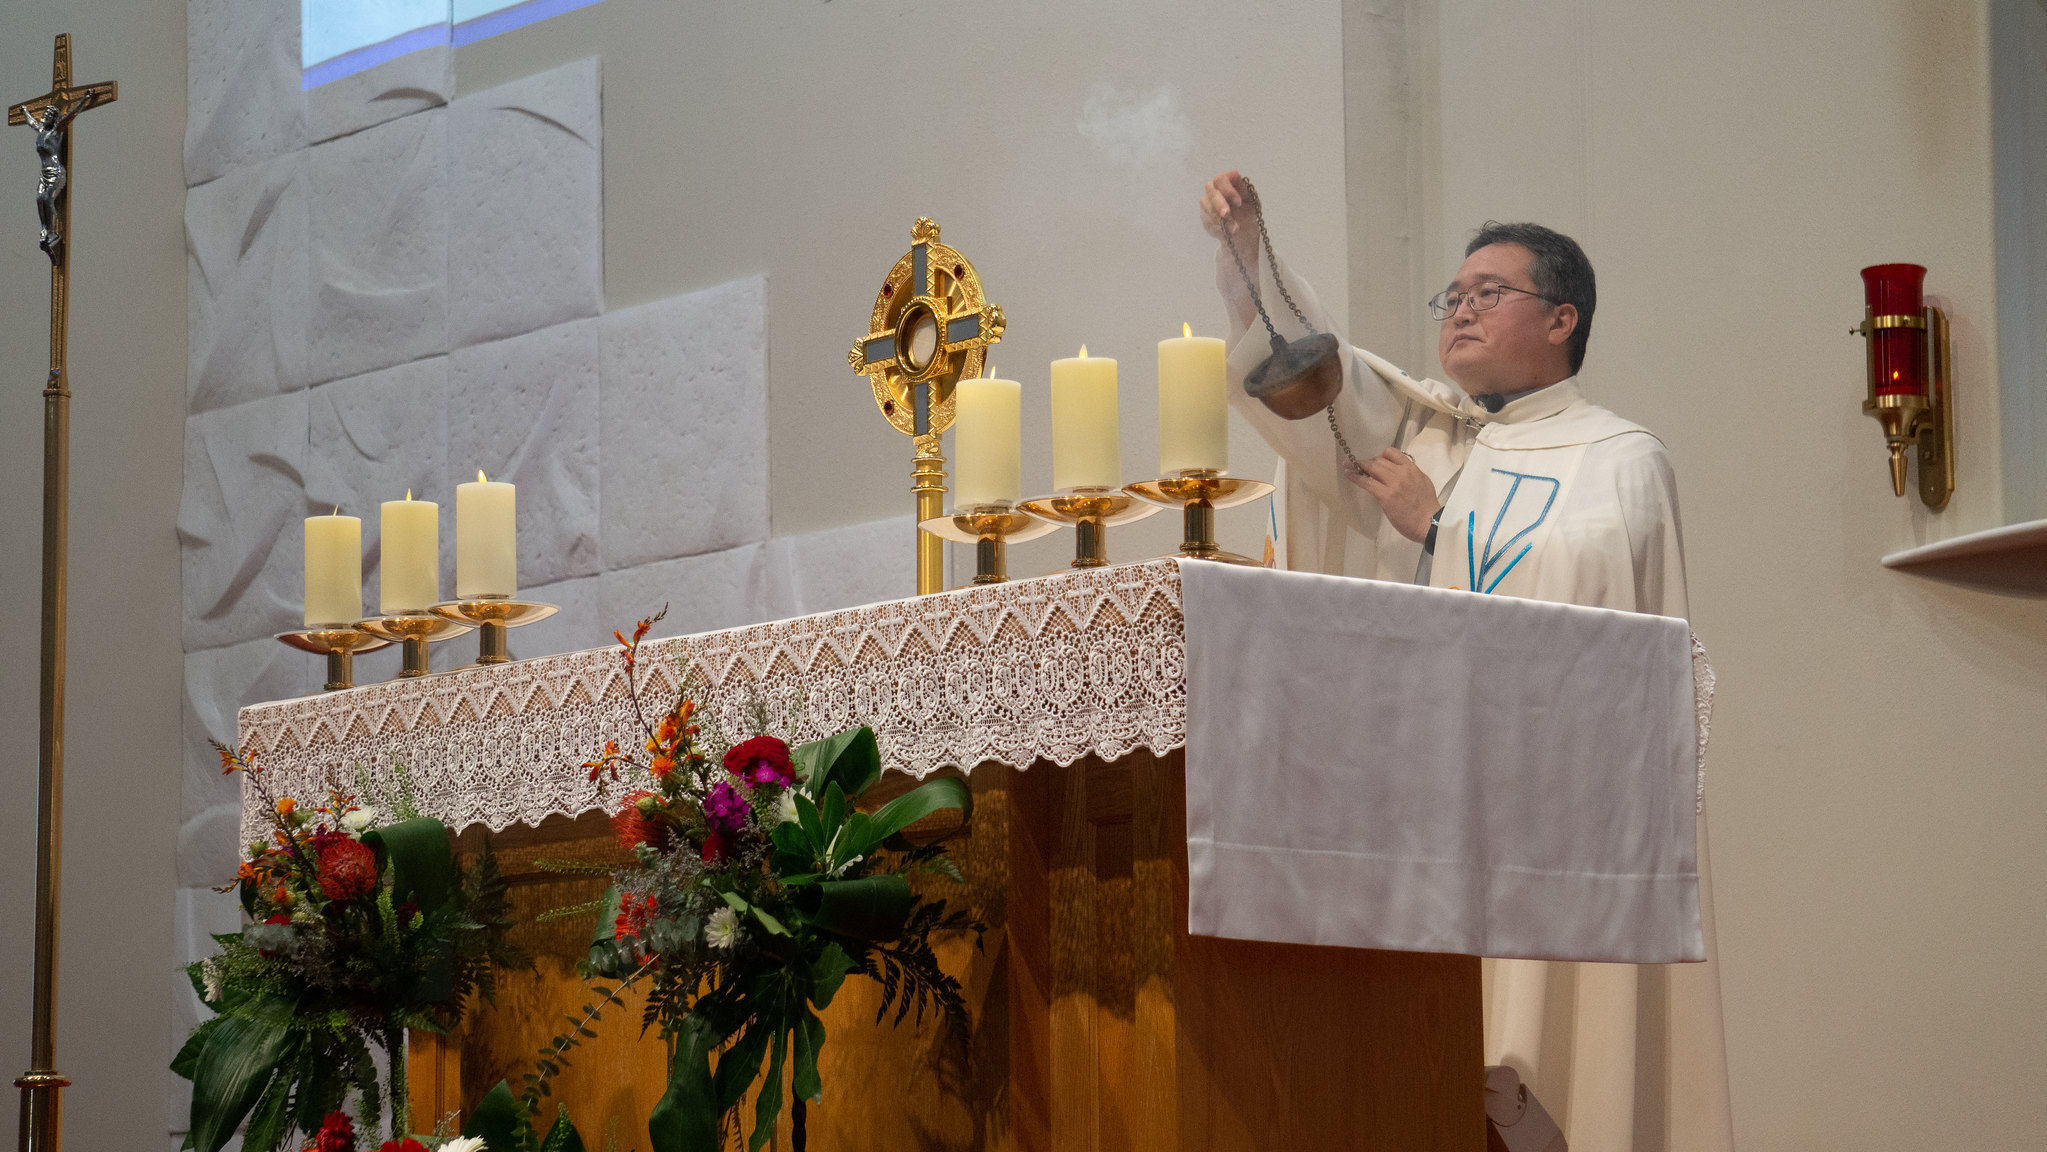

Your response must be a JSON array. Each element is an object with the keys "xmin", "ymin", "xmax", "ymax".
[{"xmin": 1853, "ymin": 305, "xmax": 1954, "ymax": 510}]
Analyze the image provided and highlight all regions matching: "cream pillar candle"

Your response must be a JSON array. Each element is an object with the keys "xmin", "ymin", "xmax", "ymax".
[
  {"xmin": 1158, "ymin": 323, "xmax": 1228, "ymax": 474},
  {"xmin": 1049, "ymin": 347, "xmax": 1120, "ymax": 491},
  {"xmin": 953, "ymin": 375, "xmax": 1022, "ymax": 507},
  {"xmin": 456, "ymin": 470, "xmax": 517, "ymax": 598},
  {"xmin": 379, "ymin": 491, "xmax": 439, "ymax": 613},
  {"xmin": 304, "ymin": 510, "xmax": 362, "ymax": 626}
]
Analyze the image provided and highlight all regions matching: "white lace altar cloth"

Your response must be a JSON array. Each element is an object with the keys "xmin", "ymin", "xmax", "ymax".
[{"xmin": 239, "ymin": 560, "xmax": 1189, "ymax": 845}]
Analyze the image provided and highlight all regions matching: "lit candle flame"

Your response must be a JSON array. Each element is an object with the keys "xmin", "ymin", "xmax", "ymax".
[
  {"xmin": 478, "ymin": 469, "xmax": 487, "ymax": 483},
  {"xmin": 1183, "ymin": 322, "xmax": 1192, "ymax": 338},
  {"xmin": 332, "ymin": 506, "xmax": 339, "ymax": 517},
  {"xmin": 406, "ymin": 489, "xmax": 413, "ymax": 501},
  {"xmin": 1079, "ymin": 345, "xmax": 1088, "ymax": 358},
  {"xmin": 1891, "ymin": 370, "xmax": 1900, "ymax": 381}
]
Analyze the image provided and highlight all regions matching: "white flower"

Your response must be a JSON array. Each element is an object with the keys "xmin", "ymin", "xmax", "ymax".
[
  {"xmin": 437, "ymin": 1138, "xmax": 487, "ymax": 1152},
  {"xmin": 200, "ymin": 958, "xmax": 223, "ymax": 1002},
  {"xmin": 774, "ymin": 790, "xmax": 799, "ymax": 826},
  {"xmin": 706, "ymin": 906, "xmax": 740, "ymax": 951},
  {"xmin": 341, "ymin": 808, "xmax": 377, "ymax": 836}
]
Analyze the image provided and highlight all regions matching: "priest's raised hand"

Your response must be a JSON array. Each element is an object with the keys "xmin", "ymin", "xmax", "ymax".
[{"xmin": 1344, "ymin": 448, "xmax": 1438, "ymax": 544}]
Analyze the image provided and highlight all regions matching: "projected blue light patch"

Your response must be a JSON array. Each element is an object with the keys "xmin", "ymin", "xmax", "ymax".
[{"xmin": 303, "ymin": 0, "xmax": 603, "ymax": 88}]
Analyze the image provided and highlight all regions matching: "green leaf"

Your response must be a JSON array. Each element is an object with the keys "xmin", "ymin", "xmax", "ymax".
[
  {"xmin": 837, "ymin": 777, "xmax": 971, "ymax": 865},
  {"xmin": 648, "ymin": 1014, "xmax": 723, "ymax": 1152},
  {"xmin": 465, "ymin": 1079, "xmax": 532, "ymax": 1152},
  {"xmin": 790, "ymin": 1009, "xmax": 827, "ymax": 1104},
  {"xmin": 748, "ymin": 1026, "xmax": 789, "ymax": 1152},
  {"xmin": 360, "ymin": 815, "xmax": 457, "ymax": 910},
  {"xmin": 793, "ymin": 728, "xmax": 881, "ymax": 802},
  {"xmin": 810, "ymin": 875, "xmax": 915, "ymax": 943},
  {"xmin": 718, "ymin": 889, "xmax": 789, "ymax": 937},
  {"xmin": 712, "ymin": 1019, "xmax": 771, "ymax": 1112},
  {"xmin": 185, "ymin": 1014, "xmax": 297, "ymax": 1152},
  {"xmin": 539, "ymin": 1103, "xmax": 587, "ymax": 1152},
  {"xmin": 819, "ymin": 783, "xmax": 846, "ymax": 840},
  {"xmin": 793, "ymin": 790, "xmax": 826, "ymax": 852},
  {"xmin": 240, "ymin": 1069, "xmax": 293, "ymax": 1152},
  {"xmin": 171, "ymin": 1016, "xmax": 221, "ymax": 1081},
  {"xmin": 808, "ymin": 942, "xmax": 857, "ymax": 1010}
]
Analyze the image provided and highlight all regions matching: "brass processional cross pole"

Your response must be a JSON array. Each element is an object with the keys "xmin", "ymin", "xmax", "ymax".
[{"xmin": 7, "ymin": 33, "xmax": 116, "ymax": 1152}]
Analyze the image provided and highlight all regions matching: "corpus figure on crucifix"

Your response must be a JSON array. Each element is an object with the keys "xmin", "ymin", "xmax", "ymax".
[{"xmin": 26, "ymin": 102, "xmax": 79, "ymax": 261}]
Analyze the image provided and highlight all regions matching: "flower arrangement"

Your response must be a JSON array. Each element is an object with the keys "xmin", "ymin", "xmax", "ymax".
[
  {"xmin": 176, "ymin": 745, "xmax": 529, "ymax": 1152},
  {"xmin": 556, "ymin": 611, "xmax": 981, "ymax": 1152},
  {"xmin": 302, "ymin": 1112, "xmax": 488, "ymax": 1152}
]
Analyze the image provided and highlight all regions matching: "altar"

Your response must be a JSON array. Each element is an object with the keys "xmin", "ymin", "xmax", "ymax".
[{"xmin": 238, "ymin": 558, "xmax": 1707, "ymax": 1151}]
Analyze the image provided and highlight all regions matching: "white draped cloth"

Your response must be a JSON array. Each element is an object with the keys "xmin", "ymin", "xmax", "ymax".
[
  {"xmin": 1217, "ymin": 243, "xmax": 1734, "ymax": 1151},
  {"xmin": 1182, "ymin": 561, "xmax": 1702, "ymax": 964}
]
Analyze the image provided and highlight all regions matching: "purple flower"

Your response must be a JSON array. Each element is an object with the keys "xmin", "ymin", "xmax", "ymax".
[{"xmin": 704, "ymin": 780, "xmax": 750, "ymax": 838}]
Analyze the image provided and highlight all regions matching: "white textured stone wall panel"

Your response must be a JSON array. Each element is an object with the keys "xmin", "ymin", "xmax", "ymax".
[
  {"xmin": 760, "ymin": 516, "xmax": 916, "ymax": 618},
  {"xmin": 307, "ymin": 44, "xmax": 452, "ymax": 145},
  {"xmin": 447, "ymin": 320, "xmax": 600, "ymax": 587},
  {"xmin": 183, "ymin": 636, "xmax": 310, "ymax": 829},
  {"xmin": 185, "ymin": 0, "xmax": 305, "ymax": 187},
  {"xmin": 597, "ymin": 544, "xmax": 769, "ymax": 642},
  {"xmin": 598, "ymin": 276, "xmax": 769, "ymax": 569},
  {"xmin": 308, "ymin": 109, "xmax": 449, "ymax": 385},
  {"xmin": 304, "ymin": 357, "xmax": 451, "ymax": 608},
  {"xmin": 506, "ymin": 573, "xmax": 602, "ymax": 661},
  {"xmin": 179, "ymin": 391, "xmax": 310, "ymax": 650},
  {"xmin": 448, "ymin": 58, "xmax": 603, "ymax": 348},
  {"xmin": 186, "ymin": 151, "xmax": 310, "ymax": 413}
]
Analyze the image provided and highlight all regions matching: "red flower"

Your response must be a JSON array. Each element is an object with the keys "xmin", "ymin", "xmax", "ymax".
[
  {"xmin": 378, "ymin": 1140, "xmax": 429, "ymax": 1152},
  {"xmin": 611, "ymin": 790, "xmax": 670, "ymax": 851},
  {"xmin": 701, "ymin": 830, "xmax": 731, "ymax": 863},
  {"xmin": 315, "ymin": 837, "xmax": 378, "ymax": 902},
  {"xmin": 314, "ymin": 1111, "xmax": 355, "ymax": 1152},
  {"xmin": 723, "ymin": 736, "xmax": 795, "ymax": 787},
  {"xmin": 613, "ymin": 891, "xmax": 656, "ymax": 941}
]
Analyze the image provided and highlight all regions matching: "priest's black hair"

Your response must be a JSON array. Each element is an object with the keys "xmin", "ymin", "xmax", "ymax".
[{"xmin": 1466, "ymin": 221, "xmax": 1596, "ymax": 373}]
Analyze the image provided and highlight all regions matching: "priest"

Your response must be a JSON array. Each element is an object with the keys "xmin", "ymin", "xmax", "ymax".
[{"xmin": 1199, "ymin": 170, "xmax": 1733, "ymax": 1152}]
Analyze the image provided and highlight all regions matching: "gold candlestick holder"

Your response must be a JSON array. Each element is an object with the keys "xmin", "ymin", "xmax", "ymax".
[
  {"xmin": 918, "ymin": 502, "xmax": 1057, "ymax": 584},
  {"xmin": 355, "ymin": 612, "xmax": 472, "ymax": 678},
  {"xmin": 1017, "ymin": 487, "xmax": 1160, "ymax": 569},
  {"xmin": 429, "ymin": 597, "xmax": 559, "ymax": 665},
  {"xmin": 1124, "ymin": 469, "xmax": 1275, "ymax": 565},
  {"xmin": 276, "ymin": 628, "xmax": 393, "ymax": 692}
]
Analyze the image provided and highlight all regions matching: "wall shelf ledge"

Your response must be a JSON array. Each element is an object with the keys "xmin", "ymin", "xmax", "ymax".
[{"xmin": 1881, "ymin": 518, "xmax": 2047, "ymax": 595}]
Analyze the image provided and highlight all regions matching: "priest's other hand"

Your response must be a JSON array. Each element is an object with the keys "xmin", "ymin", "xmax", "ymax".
[
  {"xmin": 1200, "ymin": 170, "xmax": 1258, "ymax": 264},
  {"xmin": 1345, "ymin": 448, "xmax": 1440, "ymax": 543}
]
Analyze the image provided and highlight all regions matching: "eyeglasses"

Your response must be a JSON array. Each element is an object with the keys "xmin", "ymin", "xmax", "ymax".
[{"xmin": 1427, "ymin": 282, "xmax": 1557, "ymax": 321}]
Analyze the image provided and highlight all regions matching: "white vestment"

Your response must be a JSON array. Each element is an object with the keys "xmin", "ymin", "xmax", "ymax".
[{"xmin": 1218, "ymin": 246, "xmax": 1735, "ymax": 1152}]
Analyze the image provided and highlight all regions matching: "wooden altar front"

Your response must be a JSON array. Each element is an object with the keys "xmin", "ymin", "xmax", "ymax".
[
  {"xmin": 410, "ymin": 751, "xmax": 1482, "ymax": 1151},
  {"xmin": 236, "ymin": 562, "xmax": 1536, "ymax": 1150}
]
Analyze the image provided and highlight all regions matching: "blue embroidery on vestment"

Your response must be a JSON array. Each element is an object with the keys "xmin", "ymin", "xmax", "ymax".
[{"xmin": 1468, "ymin": 469, "xmax": 1559, "ymax": 594}]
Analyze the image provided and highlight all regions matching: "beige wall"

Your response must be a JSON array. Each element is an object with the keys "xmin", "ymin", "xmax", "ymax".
[
  {"xmin": 1349, "ymin": 1, "xmax": 2047, "ymax": 1146},
  {"xmin": 5, "ymin": 0, "xmax": 2045, "ymax": 1148},
  {"xmin": 451, "ymin": 0, "xmax": 1349, "ymax": 573},
  {"xmin": 0, "ymin": 1, "xmax": 188, "ymax": 1148}
]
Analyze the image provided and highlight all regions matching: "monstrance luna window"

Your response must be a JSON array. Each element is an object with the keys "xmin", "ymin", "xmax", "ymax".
[{"xmin": 302, "ymin": 0, "xmax": 604, "ymax": 88}]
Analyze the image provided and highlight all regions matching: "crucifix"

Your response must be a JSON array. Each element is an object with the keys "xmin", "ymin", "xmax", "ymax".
[
  {"xmin": 8, "ymin": 32, "xmax": 116, "ymax": 1152},
  {"xmin": 848, "ymin": 218, "xmax": 1006, "ymax": 594}
]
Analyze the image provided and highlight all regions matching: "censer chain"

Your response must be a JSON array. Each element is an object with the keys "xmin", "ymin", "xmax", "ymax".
[{"xmin": 1229, "ymin": 180, "xmax": 1363, "ymax": 472}]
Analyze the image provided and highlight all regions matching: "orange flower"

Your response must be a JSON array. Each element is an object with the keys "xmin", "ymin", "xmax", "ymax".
[
  {"xmin": 649, "ymin": 753, "xmax": 676, "ymax": 779},
  {"xmin": 275, "ymin": 797, "xmax": 297, "ymax": 818},
  {"xmin": 314, "ymin": 837, "xmax": 378, "ymax": 901}
]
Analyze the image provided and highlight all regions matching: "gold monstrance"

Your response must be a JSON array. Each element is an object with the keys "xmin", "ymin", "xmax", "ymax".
[
  {"xmin": 849, "ymin": 219, "xmax": 1005, "ymax": 595},
  {"xmin": 9, "ymin": 32, "xmax": 117, "ymax": 1152}
]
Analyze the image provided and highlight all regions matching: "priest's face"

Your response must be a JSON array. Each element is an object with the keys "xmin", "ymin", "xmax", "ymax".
[{"xmin": 1437, "ymin": 243, "xmax": 1578, "ymax": 395}]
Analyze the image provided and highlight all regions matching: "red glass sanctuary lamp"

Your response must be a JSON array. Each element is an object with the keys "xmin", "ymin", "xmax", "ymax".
[{"xmin": 1855, "ymin": 263, "xmax": 1952, "ymax": 507}]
